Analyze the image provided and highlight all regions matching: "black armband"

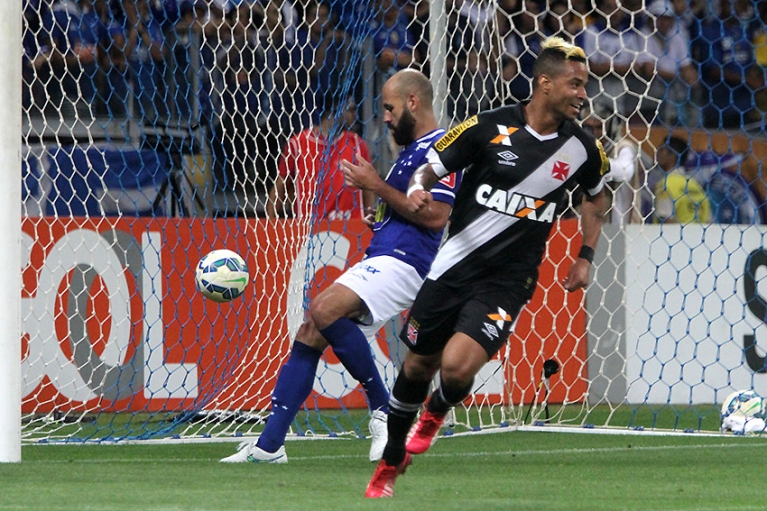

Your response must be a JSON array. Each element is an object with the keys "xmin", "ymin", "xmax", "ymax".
[{"xmin": 578, "ymin": 245, "xmax": 595, "ymax": 264}]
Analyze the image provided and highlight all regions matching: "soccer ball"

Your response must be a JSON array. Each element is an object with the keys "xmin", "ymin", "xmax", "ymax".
[
  {"xmin": 195, "ymin": 249, "xmax": 249, "ymax": 303},
  {"xmin": 721, "ymin": 390, "xmax": 764, "ymax": 419},
  {"xmin": 720, "ymin": 390, "xmax": 766, "ymax": 434}
]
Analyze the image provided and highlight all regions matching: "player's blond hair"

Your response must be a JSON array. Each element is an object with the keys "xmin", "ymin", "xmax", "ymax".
[
  {"xmin": 532, "ymin": 37, "xmax": 587, "ymax": 89},
  {"xmin": 540, "ymin": 36, "xmax": 587, "ymax": 61}
]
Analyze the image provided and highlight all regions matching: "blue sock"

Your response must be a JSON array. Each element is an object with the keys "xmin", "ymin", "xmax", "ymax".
[
  {"xmin": 256, "ymin": 342, "xmax": 322, "ymax": 453},
  {"xmin": 319, "ymin": 318, "xmax": 390, "ymax": 413}
]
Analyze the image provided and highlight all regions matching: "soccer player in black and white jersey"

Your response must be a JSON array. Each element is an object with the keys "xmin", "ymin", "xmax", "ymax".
[{"xmin": 365, "ymin": 36, "xmax": 610, "ymax": 498}]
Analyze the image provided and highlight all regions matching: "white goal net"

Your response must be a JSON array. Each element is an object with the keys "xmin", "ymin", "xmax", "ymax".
[{"xmin": 13, "ymin": 0, "xmax": 767, "ymax": 445}]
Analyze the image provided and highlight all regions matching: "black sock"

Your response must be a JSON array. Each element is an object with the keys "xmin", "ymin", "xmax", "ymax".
[
  {"xmin": 427, "ymin": 378, "xmax": 474, "ymax": 415},
  {"xmin": 381, "ymin": 372, "xmax": 430, "ymax": 466}
]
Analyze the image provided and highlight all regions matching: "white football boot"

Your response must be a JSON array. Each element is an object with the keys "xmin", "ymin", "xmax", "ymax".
[
  {"xmin": 368, "ymin": 409, "xmax": 388, "ymax": 462},
  {"xmin": 219, "ymin": 441, "xmax": 288, "ymax": 464}
]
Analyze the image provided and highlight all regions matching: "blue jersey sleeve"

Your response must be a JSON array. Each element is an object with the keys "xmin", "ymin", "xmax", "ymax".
[{"xmin": 364, "ymin": 129, "xmax": 460, "ymax": 277}]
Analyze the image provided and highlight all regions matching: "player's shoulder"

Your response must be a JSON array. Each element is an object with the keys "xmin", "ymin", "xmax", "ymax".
[
  {"xmin": 567, "ymin": 118, "xmax": 608, "ymax": 153},
  {"xmin": 562, "ymin": 119, "xmax": 610, "ymax": 176},
  {"xmin": 483, "ymin": 102, "xmax": 524, "ymax": 118},
  {"xmin": 420, "ymin": 127, "xmax": 447, "ymax": 144},
  {"xmin": 408, "ymin": 128, "xmax": 446, "ymax": 155},
  {"xmin": 472, "ymin": 103, "xmax": 525, "ymax": 128},
  {"xmin": 561, "ymin": 117, "xmax": 594, "ymax": 142},
  {"xmin": 433, "ymin": 104, "xmax": 522, "ymax": 154}
]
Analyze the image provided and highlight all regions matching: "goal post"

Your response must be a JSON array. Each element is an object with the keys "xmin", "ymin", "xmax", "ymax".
[{"xmin": 0, "ymin": 0, "xmax": 22, "ymax": 462}]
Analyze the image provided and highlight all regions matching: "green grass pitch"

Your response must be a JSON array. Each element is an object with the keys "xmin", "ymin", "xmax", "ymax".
[{"xmin": 2, "ymin": 431, "xmax": 766, "ymax": 511}]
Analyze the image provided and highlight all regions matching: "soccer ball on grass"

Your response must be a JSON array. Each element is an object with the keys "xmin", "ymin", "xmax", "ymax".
[
  {"xmin": 195, "ymin": 249, "xmax": 249, "ymax": 303},
  {"xmin": 720, "ymin": 390, "xmax": 766, "ymax": 434}
]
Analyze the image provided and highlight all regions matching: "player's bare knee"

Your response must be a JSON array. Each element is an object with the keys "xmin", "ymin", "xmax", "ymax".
[
  {"xmin": 441, "ymin": 336, "xmax": 489, "ymax": 385},
  {"xmin": 308, "ymin": 294, "xmax": 339, "ymax": 330},
  {"xmin": 295, "ymin": 320, "xmax": 329, "ymax": 351},
  {"xmin": 403, "ymin": 353, "xmax": 440, "ymax": 381},
  {"xmin": 439, "ymin": 363, "xmax": 477, "ymax": 389}
]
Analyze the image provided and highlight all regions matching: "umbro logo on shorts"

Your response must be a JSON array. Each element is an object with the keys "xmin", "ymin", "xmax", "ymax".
[{"xmin": 481, "ymin": 322, "xmax": 499, "ymax": 340}]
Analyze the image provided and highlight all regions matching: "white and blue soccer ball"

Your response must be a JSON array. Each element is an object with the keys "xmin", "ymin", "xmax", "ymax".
[
  {"xmin": 720, "ymin": 390, "xmax": 766, "ymax": 434},
  {"xmin": 721, "ymin": 390, "xmax": 764, "ymax": 419},
  {"xmin": 195, "ymin": 249, "xmax": 249, "ymax": 303}
]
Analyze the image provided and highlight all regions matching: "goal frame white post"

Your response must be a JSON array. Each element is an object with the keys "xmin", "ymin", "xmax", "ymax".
[{"xmin": 0, "ymin": 0, "xmax": 23, "ymax": 463}]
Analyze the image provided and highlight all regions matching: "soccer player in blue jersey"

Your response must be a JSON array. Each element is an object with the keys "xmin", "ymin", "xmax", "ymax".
[
  {"xmin": 220, "ymin": 69, "xmax": 461, "ymax": 464},
  {"xmin": 365, "ymin": 37, "xmax": 609, "ymax": 497}
]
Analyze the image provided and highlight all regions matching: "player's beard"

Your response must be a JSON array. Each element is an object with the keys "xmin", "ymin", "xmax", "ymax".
[{"xmin": 389, "ymin": 108, "xmax": 416, "ymax": 146}]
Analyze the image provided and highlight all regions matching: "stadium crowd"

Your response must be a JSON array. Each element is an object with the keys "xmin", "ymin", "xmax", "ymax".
[{"xmin": 21, "ymin": 0, "xmax": 767, "ymax": 223}]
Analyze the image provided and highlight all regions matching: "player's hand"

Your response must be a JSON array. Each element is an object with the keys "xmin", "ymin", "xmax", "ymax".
[
  {"xmin": 341, "ymin": 149, "xmax": 380, "ymax": 191},
  {"xmin": 406, "ymin": 189, "xmax": 432, "ymax": 213},
  {"xmin": 362, "ymin": 207, "xmax": 376, "ymax": 228},
  {"xmin": 562, "ymin": 258, "xmax": 591, "ymax": 292}
]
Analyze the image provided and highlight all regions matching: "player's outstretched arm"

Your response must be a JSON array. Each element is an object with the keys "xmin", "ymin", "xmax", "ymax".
[{"xmin": 342, "ymin": 150, "xmax": 449, "ymax": 231}]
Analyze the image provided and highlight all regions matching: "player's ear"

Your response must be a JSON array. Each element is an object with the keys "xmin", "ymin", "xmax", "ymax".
[
  {"xmin": 407, "ymin": 93, "xmax": 419, "ymax": 111},
  {"xmin": 538, "ymin": 74, "xmax": 552, "ymax": 93}
]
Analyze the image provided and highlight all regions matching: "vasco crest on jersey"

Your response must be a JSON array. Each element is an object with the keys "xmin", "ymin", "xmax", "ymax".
[
  {"xmin": 406, "ymin": 318, "xmax": 420, "ymax": 344},
  {"xmin": 551, "ymin": 160, "xmax": 570, "ymax": 181}
]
